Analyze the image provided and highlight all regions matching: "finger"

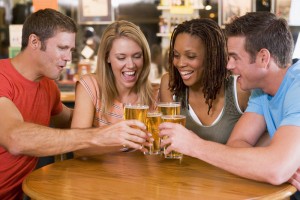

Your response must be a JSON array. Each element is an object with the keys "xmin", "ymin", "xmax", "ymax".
[
  {"xmin": 160, "ymin": 136, "xmax": 171, "ymax": 147},
  {"xmin": 123, "ymin": 140, "xmax": 144, "ymax": 150},
  {"xmin": 163, "ymin": 145, "xmax": 172, "ymax": 155},
  {"xmin": 126, "ymin": 134, "xmax": 146, "ymax": 144},
  {"xmin": 158, "ymin": 122, "xmax": 175, "ymax": 130},
  {"xmin": 139, "ymin": 145, "xmax": 148, "ymax": 153},
  {"xmin": 126, "ymin": 120, "xmax": 146, "ymax": 130},
  {"xmin": 289, "ymin": 177, "xmax": 300, "ymax": 190},
  {"xmin": 142, "ymin": 141, "xmax": 153, "ymax": 147},
  {"xmin": 128, "ymin": 127, "xmax": 148, "ymax": 139},
  {"xmin": 159, "ymin": 128, "xmax": 171, "ymax": 138},
  {"xmin": 293, "ymin": 172, "xmax": 300, "ymax": 190}
]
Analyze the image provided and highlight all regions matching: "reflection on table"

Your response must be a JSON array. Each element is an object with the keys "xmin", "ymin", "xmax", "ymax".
[{"xmin": 23, "ymin": 150, "xmax": 296, "ymax": 200}]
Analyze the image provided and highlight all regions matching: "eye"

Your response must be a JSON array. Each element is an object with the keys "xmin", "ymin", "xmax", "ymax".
[
  {"xmin": 117, "ymin": 56, "xmax": 126, "ymax": 60},
  {"xmin": 58, "ymin": 45, "xmax": 68, "ymax": 50},
  {"xmin": 229, "ymin": 56, "xmax": 238, "ymax": 61},
  {"xmin": 133, "ymin": 53, "xmax": 142, "ymax": 59},
  {"xmin": 173, "ymin": 53, "xmax": 179, "ymax": 59},
  {"xmin": 187, "ymin": 55, "xmax": 196, "ymax": 59}
]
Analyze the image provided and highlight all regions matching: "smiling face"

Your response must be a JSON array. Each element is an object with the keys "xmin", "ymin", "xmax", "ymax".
[
  {"xmin": 36, "ymin": 31, "xmax": 75, "ymax": 81},
  {"xmin": 173, "ymin": 33, "xmax": 205, "ymax": 88},
  {"xmin": 227, "ymin": 36, "xmax": 263, "ymax": 91},
  {"xmin": 107, "ymin": 37, "xmax": 144, "ymax": 91}
]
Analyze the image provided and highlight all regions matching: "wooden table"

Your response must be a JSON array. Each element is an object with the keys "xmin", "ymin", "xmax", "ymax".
[
  {"xmin": 60, "ymin": 91, "xmax": 75, "ymax": 102},
  {"xmin": 23, "ymin": 151, "xmax": 296, "ymax": 200}
]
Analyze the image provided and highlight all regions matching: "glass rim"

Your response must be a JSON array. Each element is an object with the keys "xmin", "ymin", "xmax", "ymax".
[
  {"xmin": 147, "ymin": 112, "xmax": 162, "ymax": 117},
  {"xmin": 161, "ymin": 115, "xmax": 186, "ymax": 119},
  {"xmin": 123, "ymin": 104, "xmax": 149, "ymax": 109},
  {"xmin": 157, "ymin": 102, "xmax": 181, "ymax": 106}
]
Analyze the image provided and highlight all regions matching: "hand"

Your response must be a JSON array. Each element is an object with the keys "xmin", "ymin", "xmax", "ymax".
[
  {"xmin": 159, "ymin": 122, "xmax": 200, "ymax": 156},
  {"xmin": 94, "ymin": 120, "xmax": 147, "ymax": 149},
  {"xmin": 289, "ymin": 168, "xmax": 300, "ymax": 190},
  {"xmin": 139, "ymin": 132, "xmax": 154, "ymax": 154}
]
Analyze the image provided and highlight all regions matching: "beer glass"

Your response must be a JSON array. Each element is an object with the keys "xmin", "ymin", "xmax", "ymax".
[
  {"xmin": 157, "ymin": 102, "xmax": 181, "ymax": 115},
  {"xmin": 123, "ymin": 104, "xmax": 149, "ymax": 123},
  {"xmin": 161, "ymin": 115, "xmax": 186, "ymax": 159},
  {"xmin": 123, "ymin": 104, "xmax": 149, "ymax": 151},
  {"xmin": 145, "ymin": 112, "xmax": 162, "ymax": 155}
]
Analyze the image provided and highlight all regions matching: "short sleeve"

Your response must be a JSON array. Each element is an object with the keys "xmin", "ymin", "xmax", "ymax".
[
  {"xmin": 78, "ymin": 74, "xmax": 100, "ymax": 106},
  {"xmin": 245, "ymin": 89, "xmax": 264, "ymax": 115}
]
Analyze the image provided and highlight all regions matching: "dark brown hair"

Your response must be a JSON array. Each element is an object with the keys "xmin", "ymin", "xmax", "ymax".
[
  {"xmin": 225, "ymin": 12, "xmax": 293, "ymax": 68},
  {"xmin": 168, "ymin": 18, "xmax": 228, "ymax": 113},
  {"xmin": 21, "ymin": 8, "xmax": 77, "ymax": 51}
]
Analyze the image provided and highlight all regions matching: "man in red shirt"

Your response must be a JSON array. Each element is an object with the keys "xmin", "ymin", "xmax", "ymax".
[{"xmin": 0, "ymin": 9, "xmax": 148, "ymax": 199}]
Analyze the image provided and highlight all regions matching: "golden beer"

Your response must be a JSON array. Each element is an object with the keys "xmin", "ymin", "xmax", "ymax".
[
  {"xmin": 123, "ymin": 104, "xmax": 149, "ymax": 123},
  {"xmin": 157, "ymin": 102, "xmax": 180, "ymax": 115},
  {"xmin": 161, "ymin": 115, "xmax": 186, "ymax": 159},
  {"xmin": 145, "ymin": 112, "xmax": 162, "ymax": 155}
]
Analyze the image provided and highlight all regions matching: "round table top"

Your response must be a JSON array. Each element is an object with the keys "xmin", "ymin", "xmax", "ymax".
[{"xmin": 23, "ymin": 150, "xmax": 296, "ymax": 200}]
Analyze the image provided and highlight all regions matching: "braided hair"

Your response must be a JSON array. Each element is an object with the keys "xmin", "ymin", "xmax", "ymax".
[{"xmin": 168, "ymin": 18, "xmax": 228, "ymax": 114}]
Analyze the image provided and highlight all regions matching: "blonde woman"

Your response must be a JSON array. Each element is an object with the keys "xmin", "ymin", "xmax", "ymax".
[{"xmin": 72, "ymin": 20, "xmax": 157, "ymax": 157}]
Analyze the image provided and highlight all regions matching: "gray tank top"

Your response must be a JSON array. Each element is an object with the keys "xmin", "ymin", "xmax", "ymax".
[{"xmin": 180, "ymin": 76, "xmax": 242, "ymax": 144}]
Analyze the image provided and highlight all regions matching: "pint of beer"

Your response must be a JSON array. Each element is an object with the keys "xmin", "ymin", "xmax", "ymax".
[
  {"xmin": 123, "ymin": 104, "xmax": 149, "ymax": 123},
  {"xmin": 161, "ymin": 115, "xmax": 186, "ymax": 159},
  {"xmin": 157, "ymin": 102, "xmax": 180, "ymax": 115},
  {"xmin": 145, "ymin": 112, "xmax": 162, "ymax": 155}
]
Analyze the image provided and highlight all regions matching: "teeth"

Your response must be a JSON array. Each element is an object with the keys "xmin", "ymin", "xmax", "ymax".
[
  {"xmin": 124, "ymin": 71, "xmax": 135, "ymax": 76},
  {"xmin": 180, "ymin": 71, "xmax": 192, "ymax": 76}
]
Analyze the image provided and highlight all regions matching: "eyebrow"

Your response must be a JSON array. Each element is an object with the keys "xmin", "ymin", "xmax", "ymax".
[{"xmin": 228, "ymin": 52, "xmax": 238, "ymax": 57}]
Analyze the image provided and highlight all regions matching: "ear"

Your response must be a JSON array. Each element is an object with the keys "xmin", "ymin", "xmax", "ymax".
[
  {"xmin": 28, "ymin": 34, "xmax": 40, "ymax": 49},
  {"xmin": 257, "ymin": 48, "xmax": 270, "ymax": 69},
  {"xmin": 107, "ymin": 57, "xmax": 110, "ymax": 63}
]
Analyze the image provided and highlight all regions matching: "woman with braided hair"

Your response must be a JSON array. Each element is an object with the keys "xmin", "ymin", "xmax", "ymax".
[{"xmin": 159, "ymin": 18, "xmax": 250, "ymax": 144}]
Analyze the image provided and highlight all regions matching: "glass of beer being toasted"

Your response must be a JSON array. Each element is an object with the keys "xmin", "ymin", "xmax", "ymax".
[
  {"xmin": 124, "ymin": 103, "xmax": 149, "ymax": 122},
  {"xmin": 157, "ymin": 102, "xmax": 181, "ymax": 115},
  {"xmin": 161, "ymin": 115, "xmax": 186, "ymax": 159},
  {"xmin": 145, "ymin": 112, "xmax": 162, "ymax": 155}
]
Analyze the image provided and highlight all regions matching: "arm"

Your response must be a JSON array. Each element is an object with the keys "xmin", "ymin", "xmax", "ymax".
[
  {"xmin": 50, "ymin": 104, "xmax": 73, "ymax": 128},
  {"xmin": 0, "ymin": 97, "xmax": 147, "ymax": 157},
  {"xmin": 159, "ymin": 112, "xmax": 300, "ymax": 186},
  {"xmin": 71, "ymin": 81, "xmax": 106, "ymax": 157},
  {"xmin": 71, "ymin": 82, "xmax": 94, "ymax": 128},
  {"xmin": 226, "ymin": 112, "xmax": 266, "ymax": 147},
  {"xmin": 159, "ymin": 73, "xmax": 173, "ymax": 102}
]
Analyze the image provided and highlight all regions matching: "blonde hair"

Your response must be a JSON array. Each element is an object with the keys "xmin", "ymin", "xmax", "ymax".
[{"xmin": 96, "ymin": 20, "xmax": 153, "ymax": 113}]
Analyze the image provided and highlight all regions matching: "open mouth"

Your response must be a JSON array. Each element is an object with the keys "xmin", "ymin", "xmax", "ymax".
[
  {"xmin": 179, "ymin": 70, "xmax": 193, "ymax": 80},
  {"xmin": 122, "ymin": 71, "xmax": 136, "ymax": 81}
]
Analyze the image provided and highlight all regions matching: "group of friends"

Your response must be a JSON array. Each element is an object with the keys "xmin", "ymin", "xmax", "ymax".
[{"xmin": 0, "ymin": 8, "xmax": 299, "ymax": 200}]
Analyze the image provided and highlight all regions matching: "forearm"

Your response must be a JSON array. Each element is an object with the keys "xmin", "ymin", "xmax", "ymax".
[
  {"xmin": 190, "ymin": 139, "xmax": 293, "ymax": 185},
  {"xmin": 6, "ymin": 122, "xmax": 95, "ymax": 157}
]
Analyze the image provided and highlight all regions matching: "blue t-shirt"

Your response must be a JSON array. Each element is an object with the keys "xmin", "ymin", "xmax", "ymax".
[{"xmin": 245, "ymin": 60, "xmax": 300, "ymax": 138}]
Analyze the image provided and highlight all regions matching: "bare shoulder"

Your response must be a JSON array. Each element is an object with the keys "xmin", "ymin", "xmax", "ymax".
[
  {"xmin": 160, "ymin": 72, "xmax": 170, "ymax": 85},
  {"xmin": 159, "ymin": 73, "xmax": 173, "ymax": 102}
]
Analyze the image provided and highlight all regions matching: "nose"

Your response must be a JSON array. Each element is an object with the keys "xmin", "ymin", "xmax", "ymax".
[
  {"xmin": 63, "ymin": 51, "xmax": 72, "ymax": 62},
  {"xmin": 226, "ymin": 58, "xmax": 235, "ymax": 70},
  {"xmin": 177, "ymin": 56, "xmax": 187, "ymax": 68},
  {"xmin": 126, "ymin": 57, "xmax": 135, "ymax": 68}
]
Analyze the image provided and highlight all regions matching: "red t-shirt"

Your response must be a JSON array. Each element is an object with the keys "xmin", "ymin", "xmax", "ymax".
[{"xmin": 0, "ymin": 59, "xmax": 63, "ymax": 200}]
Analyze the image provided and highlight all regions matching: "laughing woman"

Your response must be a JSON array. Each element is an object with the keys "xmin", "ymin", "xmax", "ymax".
[
  {"xmin": 71, "ymin": 20, "xmax": 157, "ymax": 157},
  {"xmin": 159, "ymin": 18, "xmax": 250, "ymax": 144}
]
